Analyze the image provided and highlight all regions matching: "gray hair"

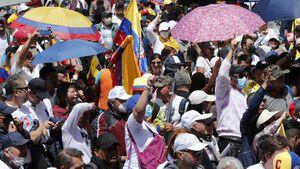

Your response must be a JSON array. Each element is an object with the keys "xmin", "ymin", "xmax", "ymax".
[{"xmin": 217, "ymin": 157, "xmax": 244, "ymax": 169}]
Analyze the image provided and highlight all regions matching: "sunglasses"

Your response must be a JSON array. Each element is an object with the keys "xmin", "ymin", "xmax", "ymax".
[
  {"xmin": 15, "ymin": 87, "xmax": 28, "ymax": 91},
  {"xmin": 151, "ymin": 61, "xmax": 162, "ymax": 65}
]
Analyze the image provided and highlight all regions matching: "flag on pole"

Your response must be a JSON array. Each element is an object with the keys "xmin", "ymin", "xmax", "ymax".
[
  {"xmin": 111, "ymin": 35, "xmax": 141, "ymax": 94},
  {"xmin": 114, "ymin": 0, "xmax": 148, "ymax": 73}
]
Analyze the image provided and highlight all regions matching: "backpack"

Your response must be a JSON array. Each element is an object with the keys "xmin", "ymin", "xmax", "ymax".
[{"xmin": 151, "ymin": 98, "xmax": 190, "ymax": 123}]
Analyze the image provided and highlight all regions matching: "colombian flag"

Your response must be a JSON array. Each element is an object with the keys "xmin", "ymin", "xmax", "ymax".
[
  {"xmin": 111, "ymin": 36, "xmax": 141, "ymax": 94},
  {"xmin": 114, "ymin": 0, "xmax": 148, "ymax": 73}
]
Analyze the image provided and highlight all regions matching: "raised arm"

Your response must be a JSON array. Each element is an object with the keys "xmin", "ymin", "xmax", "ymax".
[
  {"xmin": 14, "ymin": 32, "xmax": 38, "ymax": 70},
  {"xmin": 215, "ymin": 39, "xmax": 238, "ymax": 98},
  {"xmin": 62, "ymin": 103, "xmax": 93, "ymax": 133},
  {"xmin": 133, "ymin": 75, "xmax": 155, "ymax": 123}
]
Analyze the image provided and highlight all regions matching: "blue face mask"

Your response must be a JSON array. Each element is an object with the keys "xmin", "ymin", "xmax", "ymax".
[{"xmin": 237, "ymin": 77, "xmax": 247, "ymax": 89}]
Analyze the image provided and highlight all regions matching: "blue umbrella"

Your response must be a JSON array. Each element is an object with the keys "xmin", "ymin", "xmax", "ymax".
[
  {"xmin": 32, "ymin": 40, "xmax": 108, "ymax": 64},
  {"xmin": 252, "ymin": 0, "xmax": 300, "ymax": 22}
]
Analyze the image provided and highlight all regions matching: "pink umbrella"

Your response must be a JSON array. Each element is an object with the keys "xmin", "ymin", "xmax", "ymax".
[{"xmin": 171, "ymin": 3, "xmax": 265, "ymax": 42}]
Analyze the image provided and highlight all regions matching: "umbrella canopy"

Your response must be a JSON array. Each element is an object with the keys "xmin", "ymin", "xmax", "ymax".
[
  {"xmin": 11, "ymin": 7, "xmax": 100, "ymax": 41},
  {"xmin": 252, "ymin": 0, "xmax": 300, "ymax": 22},
  {"xmin": 0, "ymin": 0, "xmax": 30, "ymax": 8},
  {"xmin": 32, "ymin": 40, "xmax": 107, "ymax": 64},
  {"xmin": 171, "ymin": 3, "xmax": 265, "ymax": 42}
]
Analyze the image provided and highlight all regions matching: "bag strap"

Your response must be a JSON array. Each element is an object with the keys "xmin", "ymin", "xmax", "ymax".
[
  {"xmin": 178, "ymin": 98, "xmax": 189, "ymax": 117},
  {"xmin": 150, "ymin": 103, "xmax": 160, "ymax": 123},
  {"xmin": 104, "ymin": 110, "xmax": 111, "ymax": 129}
]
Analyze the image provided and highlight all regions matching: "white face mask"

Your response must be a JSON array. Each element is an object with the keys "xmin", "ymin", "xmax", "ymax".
[
  {"xmin": 118, "ymin": 103, "xmax": 127, "ymax": 113},
  {"xmin": 160, "ymin": 31, "xmax": 169, "ymax": 39},
  {"xmin": 7, "ymin": 150, "xmax": 30, "ymax": 167}
]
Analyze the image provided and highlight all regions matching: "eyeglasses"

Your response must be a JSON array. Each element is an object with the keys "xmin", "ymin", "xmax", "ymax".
[
  {"xmin": 151, "ymin": 61, "xmax": 162, "ymax": 65},
  {"xmin": 16, "ymin": 87, "xmax": 28, "ymax": 91}
]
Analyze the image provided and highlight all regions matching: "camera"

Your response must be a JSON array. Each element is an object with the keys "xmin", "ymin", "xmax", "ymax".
[{"xmin": 38, "ymin": 29, "xmax": 52, "ymax": 36}]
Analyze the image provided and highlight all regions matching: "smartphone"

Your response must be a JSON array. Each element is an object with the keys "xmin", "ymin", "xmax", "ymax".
[{"xmin": 39, "ymin": 29, "xmax": 52, "ymax": 36}]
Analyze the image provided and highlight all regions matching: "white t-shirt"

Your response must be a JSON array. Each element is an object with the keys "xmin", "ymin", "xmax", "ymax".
[
  {"xmin": 194, "ymin": 56, "xmax": 211, "ymax": 78},
  {"xmin": 11, "ymin": 101, "xmax": 39, "ymax": 132},
  {"xmin": 168, "ymin": 95, "xmax": 188, "ymax": 128},
  {"xmin": 11, "ymin": 63, "xmax": 44, "ymax": 84},
  {"xmin": 62, "ymin": 103, "xmax": 93, "ymax": 164},
  {"xmin": 35, "ymin": 98, "xmax": 54, "ymax": 123},
  {"xmin": 0, "ymin": 35, "xmax": 8, "ymax": 66},
  {"xmin": 0, "ymin": 159, "xmax": 10, "ymax": 169},
  {"xmin": 123, "ymin": 114, "xmax": 157, "ymax": 169},
  {"xmin": 251, "ymin": 54, "xmax": 260, "ymax": 66}
]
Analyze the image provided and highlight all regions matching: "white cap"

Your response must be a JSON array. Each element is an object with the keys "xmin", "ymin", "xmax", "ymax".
[
  {"xmin": 108, "ymin": 86, "xmax": 131, "ymax": 100},
  {"xmin": 256, "ymin": 109, "xmax": 280, "ymax": 128},
  {"xmin": 181, "ymin": 110, "xmax": 213, "ymax": 130},
  {"xmin": 159, "ymin": 22, "xmax": 169, "ymax": 32},
  {"xmin": 18, "ymin": 3, "xmax": 29, "ymax": 13},
  {"xmin": 168, "ymin": 20, "xmax": 177, "ymax": 29},
  {"xmin": 188, "ymin": 90, "xmax": 216, "ymax": 105},
  {"xmin": 268, "ymin": 35, "xmax": 280, "ymax": 42},
  {"xmin": 296, "ymin": 38, "xmax": 300, "ymax": 47},
  {"xmin": 174, "ymin": 133, "xmax": 207, "ymax": 152}
]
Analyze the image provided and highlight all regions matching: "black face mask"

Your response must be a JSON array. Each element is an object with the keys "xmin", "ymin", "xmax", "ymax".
[{"xmin": 248, "ymin": 45, "xmax": 256, "ymax": 54}]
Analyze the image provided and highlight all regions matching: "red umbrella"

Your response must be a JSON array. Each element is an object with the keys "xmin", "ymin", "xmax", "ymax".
[{"xmin": 171, "ymin": 3, "xmax": 265, "ymax": 42}]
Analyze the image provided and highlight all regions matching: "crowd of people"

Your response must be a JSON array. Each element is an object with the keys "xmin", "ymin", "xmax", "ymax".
[{"xmin": 0, "ymin": 0, "xmax": 300, "ymax": 169}]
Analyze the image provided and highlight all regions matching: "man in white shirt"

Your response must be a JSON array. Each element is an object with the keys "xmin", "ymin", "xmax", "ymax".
[
  {"xmin": 124, "ymin": 75, "xmax": 166, "ymax": 169},
  {"xmin": 181, "ymin": 110, "xmax": 220, "ymax": 168},
  {"xmin": 0, "ymin": 132, "xmax": 32, "ymax": 169},
  {"xmin": 62, "ymin": 102, "xmax": 95, "ymax": 164},
  {"xmin": 10, "ymin": 32, "xmax": 44, "ymax": 84},
  {"xmin": 4, "ymin": 75, "xmax": 53, "ymax": 143},
  {"xmin": 215, "ymin": 40, "xmax": 247, "ymax": 155}
]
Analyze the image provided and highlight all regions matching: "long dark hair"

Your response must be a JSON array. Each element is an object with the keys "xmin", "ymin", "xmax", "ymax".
[{"xmin": 55, "ymin": 83, "xmax": 74, "ymax": 108}]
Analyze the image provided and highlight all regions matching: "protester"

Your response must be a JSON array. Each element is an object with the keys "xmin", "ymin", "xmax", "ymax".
[
  {"xmin": 160, "ymin": 133, "xmax": 213, "ymax": 169},
  {"xmin": 0, "ymin": 131, "xmax": 32, "ymax": 169},
  {"xmin": 1, "ymin": 1, "xmax": 300, "ymax": 169},
  {"xmin": 86, "ymin": 132, "xmax": 121, "ymax": 169},
  {"xmin": 55, "ymin": 148, "xmax": 85, "ymax": 169},
  {"xmin": 123, "ymin": 75, "xmax": 166, "ymax": 168},
  {"xmin": 215, "ymin": 39, "xmax": 247, "ymax": 155}
]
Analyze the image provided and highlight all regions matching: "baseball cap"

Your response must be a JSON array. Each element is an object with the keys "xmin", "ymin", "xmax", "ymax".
[
  {"xmin": 268, "ymin": 35, "xmax": 280, "ymax": 43},
  {"xmin": 174, "ymin": 133, "xmax": 207, "ymax": 152},
  {"xmin": 1, "ymin": 132, "xmax": 31, "ymax": 149},
  {"xmin": 174, "ymin": 69, "xmax": 191, "ymax": 87},
  {"xmin": 153, "ymin": 75, "xmax": 172, "ymax": 88},
  {"xmin": 126, "ymin": 94, "xmax": 140, "ymax": 113},
  {"xmin": 296, "ymin": 38, "xmax": 300, "ymax": 47},
  {"xmin": 132, "ymin": 77, "xmax": 147, "ymax": 92},
  {"xmin": 17, "ymin": 3, "xmax": 30, "ymax": 14},
  {"xmin": 181, "ymin": 110, "xmax": 213, "ymax": 130},
  {"xmin": 256, "ymin": 109, "xmax": 281, "ymax": 129},
  {"xmin": 188, "ymin": 90, "xmax": 215, "ymax": 105},
  {"xmin": 159, "ymin": 22, "xmax": 169, "ymax": 32},
  {"xmin": 108, "ymin": 86, "xmax": 131, "ymax": 100},
  {"xmin": 255, "ymin": 60, "xmax": 269, "ymax": 70},
  {"xmin": 164, "ymin": 0, "xmax": 173, "ymax": 5},
  {"xmin": 101, "ymin": 11, "xmax": 113, "ymax": 18},
  {"xmin": 263, "ymin": 65, "xmax": 290, "ymax": 81},
  {"xmin": 289, "ymin": 99, "xmax": 300, "ymax": 119},
  {"xmin": 28, "ymin": 78, "xmax": 50, "ymax": 100},
  {"xmin": 93, "ymin": 132, "xmax": 120, "ymax": 150},
  {"xmin": 273, "ymin": 151, "xmax": 300, "ymax": 169},
  {"xmin": 229, "ymin": 65, "xmax": 247, "ymax": 75},
  {"xmin": 0, "ymin": 101, "xmax": 16, "ymax": 116}
]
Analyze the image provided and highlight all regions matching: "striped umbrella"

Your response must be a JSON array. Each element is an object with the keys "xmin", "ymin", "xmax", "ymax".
[{"xmin": 10, "ymin": 7, "xmax": 100, "ymax": 41}]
